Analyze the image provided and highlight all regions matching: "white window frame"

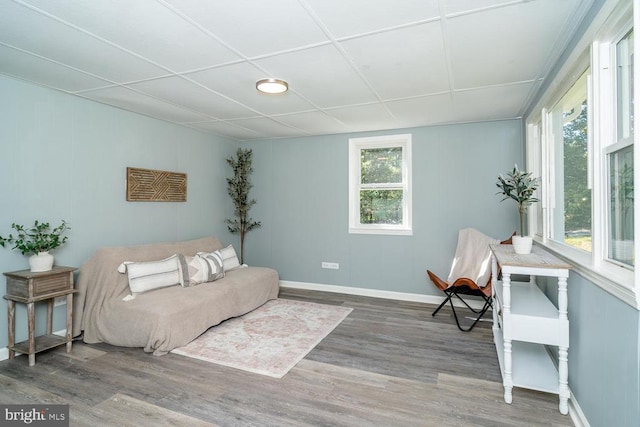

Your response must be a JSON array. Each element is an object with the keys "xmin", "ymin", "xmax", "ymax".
[
  {"xmin": 526, "ymin": 0, "xmax": 639, "ymax": 308},
  {"xmin": 348, "ymin": 134, "xmax": 412, "ymax": 235}
]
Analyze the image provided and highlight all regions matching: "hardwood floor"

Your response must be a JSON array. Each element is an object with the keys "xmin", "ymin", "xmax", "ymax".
[{"xmin": 0, "ymin": 288, "xmax": 573, "ymax": 426}]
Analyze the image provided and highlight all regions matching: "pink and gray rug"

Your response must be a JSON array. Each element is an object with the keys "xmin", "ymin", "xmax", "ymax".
[{"xmin": 171, "ymin": 298, "xmax": 353, "ymax": 378}]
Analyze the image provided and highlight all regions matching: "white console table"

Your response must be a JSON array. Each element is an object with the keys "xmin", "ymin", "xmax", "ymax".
[{"xmin": 489, "ymin": 244, "xmax": 572, "ymax": 415}]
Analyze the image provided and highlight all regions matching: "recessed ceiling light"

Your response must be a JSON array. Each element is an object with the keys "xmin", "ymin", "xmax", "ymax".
[{"xmin": 256, "ymin": 78, "xmax": 288, "ymax": 94}]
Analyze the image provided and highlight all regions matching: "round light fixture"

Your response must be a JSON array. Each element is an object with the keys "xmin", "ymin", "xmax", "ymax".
[{"xmin": 256, "ymin": 78, "xmax": 288, "ymax": 94}]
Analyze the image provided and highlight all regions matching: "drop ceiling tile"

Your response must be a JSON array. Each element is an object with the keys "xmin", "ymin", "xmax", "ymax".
[
  {"xmin": 341, "ymin": 22, "xmax": 448, "ymax": 99},
  {"xmin": 187, "ymin": 62, "xmax": 316, "ymax": 115},
  {"xmin": 443, "ymin": 0, "xmax": 518, "ymax": 16},
  {"xmin": 274, "ymin": 111, "xmax": 349, "ymax": 135},
  {"xmin": 80, "ymin": 86, "xmax": 209, "ymax": 123},
  {"xmin": 0, "ymin": 1, "xmax": 166, "ymax": 82},
  {"xmin": 226, "ymin": 117, "xmax": 309, "ymax": 139},
  {"xmin": 386, "ymin": 93, "xmax": 455, "ymax": 127},
  {"xmin": 165, "ymin": 0, "xmax": 328, "ymax": 57},
  {"xmin": 451, "ymin": 82, "xmax": 534, "ymax": 122},
  {"xmin": 129, "ymin": 76, "xmax": 257, "ymax": 120},
  {"xmin": 0, "ymin": 44, "xmax": 111, "ymax": 92},
  {"xmin": 255, "ymin": 44, "xmax": 377, "ymax": 109},
  {"xmin": 326, "ymin": 103, "xmax": 399, "ymax": 132},
  {"xmin": 185, "ymin": 121, "xmax": 260, "ymax": 140},
  {"xmin": 22, "ymin": 0, "xmax": 241, "ymax": 72},
  {"xmin": 304, "ymin": 0, "xmax": 440, "ymax": 38},
  {"xmin": 447, "ymin": 0, "xmax": 578, "ymax": 89}
]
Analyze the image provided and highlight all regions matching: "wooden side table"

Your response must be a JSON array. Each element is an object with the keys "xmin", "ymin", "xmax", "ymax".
[{"xmin": 3, "ymin": 266, "xmax": 77, "ymax": 366}]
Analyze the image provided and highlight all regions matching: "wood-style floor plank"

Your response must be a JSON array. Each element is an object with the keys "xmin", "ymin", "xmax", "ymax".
[{"xmin": 0, "ymin": 288, "xmax": 573, "ymax": 426}]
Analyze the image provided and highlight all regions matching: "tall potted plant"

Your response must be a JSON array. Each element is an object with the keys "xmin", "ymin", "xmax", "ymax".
[
  {"xmin": 0, "ymin": 220, "xmax": 70, "ymax": 271},
  {"xmin": 225, "ymin": 148, "xmax": 261, "ymax": 264},
  {"xmin": 496, "ymin": 165, "xmax": 539, "ymax": 254}
]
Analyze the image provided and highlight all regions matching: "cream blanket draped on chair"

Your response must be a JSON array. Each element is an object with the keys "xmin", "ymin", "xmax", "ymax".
[{"xmin": 427, "ymin": 228, "xmax": 505, "ymax": 332}]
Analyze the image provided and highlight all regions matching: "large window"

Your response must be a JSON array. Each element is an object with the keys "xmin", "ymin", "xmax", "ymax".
[
  {"xmin": 526, "ymin": 1, "xmax": 638, "ymax": 306},
  {"xmin": 348, "ymin": 134, "xmax": 412, "ymax": 235}
]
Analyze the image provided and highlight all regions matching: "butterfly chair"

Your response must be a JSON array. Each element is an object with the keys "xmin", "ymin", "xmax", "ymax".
[{"xmin": 427, "ymin": 228, "xmax": 513, "ymax": 332}]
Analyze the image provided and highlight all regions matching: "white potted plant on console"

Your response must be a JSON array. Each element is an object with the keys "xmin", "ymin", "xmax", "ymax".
[
  {"xmin": 0, "ymin": 220, "xmax": 70, "ymax": 272},
  {"xmin": 496, "ymin": 165, "xmax": 539, "ymax": 254}
]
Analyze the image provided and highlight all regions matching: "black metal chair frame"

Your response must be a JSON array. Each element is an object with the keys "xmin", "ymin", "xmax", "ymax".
[{"xmin": 431, "ymin": 283, "xmax": 493, "ymax": 332}]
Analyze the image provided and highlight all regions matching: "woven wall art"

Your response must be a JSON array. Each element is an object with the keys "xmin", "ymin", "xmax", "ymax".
[{"xmin": 126, "ymin": 167, "xmax": 187, "ymax": 202}]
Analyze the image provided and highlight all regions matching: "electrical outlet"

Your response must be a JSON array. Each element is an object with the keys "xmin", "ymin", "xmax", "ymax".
[{"xmin": 321, "ymin": 262, "xmax": 339, "ymax": 270}]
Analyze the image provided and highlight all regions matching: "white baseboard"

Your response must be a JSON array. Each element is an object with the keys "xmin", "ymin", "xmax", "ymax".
[
  {"xmin": 0, "ymin": 329, "xmax": 66, "ymax": 362},
  {"xmin": 279, "ymin": 280, "xmax": 487, "ymax": 310},
  {"xmin": 569, "ymin": 390, "xmax": 590, "ymax": 427}
]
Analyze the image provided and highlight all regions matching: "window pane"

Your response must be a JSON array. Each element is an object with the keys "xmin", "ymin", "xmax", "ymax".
[
  {"xmin": 361, "ymin": 147, "xmax": 402, "ymax": 184},
  {"xmin": 609, "ymin": 145, "xmax": 634, "ymax": 266},
  {"xmin": 617, "ymin": 29, "xmax": 634, "ymax": 140},
  {"xmin": 551, "ymin": 71, "xmax": 592, "ymax": 251},
  {"xmin": 360, "ymin": 189, "xmax": 403, "ymax": 224},
  {"xmin": 563, "ymin": 100, "xmax": 592, "ymax": 251}
]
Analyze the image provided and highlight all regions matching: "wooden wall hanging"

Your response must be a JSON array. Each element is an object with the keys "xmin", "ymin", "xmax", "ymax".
[{"xmin": 126, "ymin": 167, "xmax": 187, "ymax": 202}]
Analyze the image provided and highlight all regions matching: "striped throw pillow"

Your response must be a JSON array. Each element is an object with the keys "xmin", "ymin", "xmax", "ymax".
[
  {"xmin": 125, "ymin": 255, "xmax": 182, "ymax": 295},
  {"xmin": 194, "ymin": 251, "xmax": 225, "ymax": 283}
]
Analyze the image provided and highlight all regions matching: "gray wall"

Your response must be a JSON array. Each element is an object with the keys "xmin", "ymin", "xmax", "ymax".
[
  {"xmin": 240, "ymin": 120, "xmax": 522, "ymax": 296},
  {"xmin": 0, "ymin": 75, "xmax": 234, "ymax": 348},
  {"xmin": 538, "ymin": 268, "xmax": 640, "ymax": 426}
]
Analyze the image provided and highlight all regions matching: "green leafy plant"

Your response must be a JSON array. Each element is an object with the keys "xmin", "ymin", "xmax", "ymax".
[
  {"xmin": 496, "ymin": 165, "xmax": 539, "ymax": 237},
  {"xmin": 0, "ymin": 220, "xmax": 70, "ymax": 255},
  {"xmin": 225, "ymin": 148, "xmax": 261, "ymax": 264}
]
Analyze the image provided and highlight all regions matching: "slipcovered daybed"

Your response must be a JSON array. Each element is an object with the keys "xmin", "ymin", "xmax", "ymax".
[{"xmin": 72, "ymin": 236, "xmax": 279, "ymax": 355}]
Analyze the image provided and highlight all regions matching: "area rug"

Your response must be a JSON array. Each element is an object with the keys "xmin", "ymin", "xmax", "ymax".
[{"xmin": 171, "ymin": 298, "xmax": 353, "ymax": 378}]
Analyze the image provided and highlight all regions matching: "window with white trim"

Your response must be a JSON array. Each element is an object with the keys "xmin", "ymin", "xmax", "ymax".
[
  {"xmin": 608, "ymin": 28, "xmax": 634, "ymax": 266},
  {"xmin": 348, "ymin": 134, "xmax": 412, "ymax": 235},
  {"xmin": 526, "ymin": 0, "xmax": 638, "ymax": 306}
]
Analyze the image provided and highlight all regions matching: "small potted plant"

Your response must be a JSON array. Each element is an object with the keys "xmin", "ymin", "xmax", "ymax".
[
  {"xmin": 0, "ymin": 220, "xmax": 70, "ymax": 272},
  {"xmin": 496, "ymin": 165, "xmax": 539, "ymax": 254}
]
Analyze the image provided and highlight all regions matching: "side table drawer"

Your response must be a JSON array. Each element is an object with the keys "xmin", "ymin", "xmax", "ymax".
[{"xmin": 4, "ymin": 267, "xmax": 75, "ymax": 300}]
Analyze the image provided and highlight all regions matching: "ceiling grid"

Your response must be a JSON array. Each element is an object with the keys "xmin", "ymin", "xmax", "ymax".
[{"xmin": 0, "ymin": 0, "xmax": 594, "ymax": 140}]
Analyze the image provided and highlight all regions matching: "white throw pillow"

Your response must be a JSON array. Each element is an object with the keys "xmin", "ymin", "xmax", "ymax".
[
  {"xmin": 125, "ymin": 255, "xmax": 182, "ymax": 295},
  {"xmin": 217, "ymin": 245, "xmax": 242, "ymax": 271}
]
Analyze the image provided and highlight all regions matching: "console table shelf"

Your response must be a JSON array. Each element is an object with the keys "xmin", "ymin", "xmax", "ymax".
[
  {"xmin": 494, "ymin": 338, "xmax": 559, "ymax": 394},
  {"xmin": 490, "ymin": 244, "xmax": 571, "ymax": 415}
]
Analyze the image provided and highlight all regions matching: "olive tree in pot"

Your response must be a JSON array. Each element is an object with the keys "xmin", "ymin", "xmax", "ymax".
[
  {"xmin": 225, "ymin": 148, "xmax": 261, "ymax": 264},
  {"xmin": 0, "ymin": 220, "xmax": 70, "ymax": 271},
  {"xmin": 496, "ymin": 165, "xmax": 539, "ymax": 254}
]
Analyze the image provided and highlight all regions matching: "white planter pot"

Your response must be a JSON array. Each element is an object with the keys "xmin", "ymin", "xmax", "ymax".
[
  {"xmin": 512, "ymin": 236, "xmax": 533, "ymax": 255},
  {"xmin": 29, "ymin": 251, "xmax": 54, "ymax": 272}
]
